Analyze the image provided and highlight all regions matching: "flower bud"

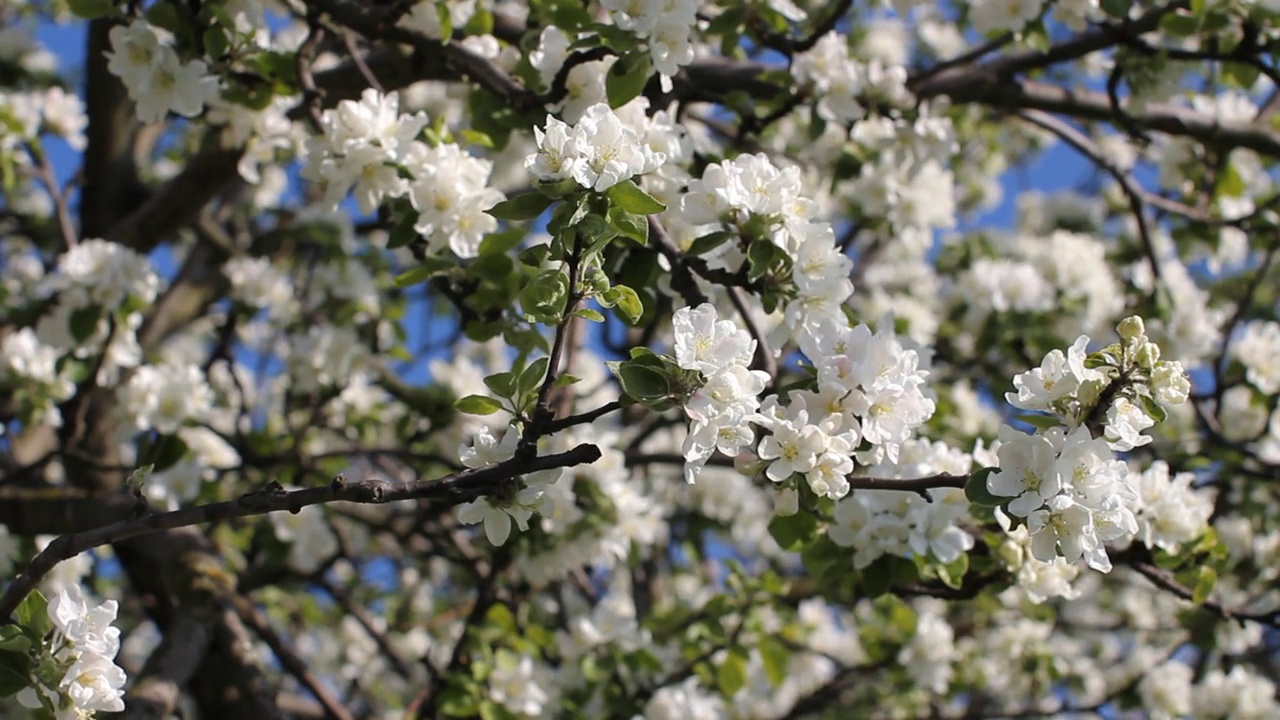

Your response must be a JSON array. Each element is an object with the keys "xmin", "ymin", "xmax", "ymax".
[
  {"xmin": 1151, "ymin": 361, "xmax": 1190, "ymax": 406},
  {"xmin": 998, "ymin": 538, "xmax": 1025, "ymax": 570},
  {"xmin": 734, "ymin": 451, "xmax": 765, "ymax": 477},
  {"xmin": 1136, "ymin": 341, "xmax": 1160, "ymax": 368},
  {"xmin": 1117, "ymin": 315, "xmax": 1145, "ymax": 342},
  {"xmin": 773, "ymin": 486, "xmax": 799, "ymax": 516}
]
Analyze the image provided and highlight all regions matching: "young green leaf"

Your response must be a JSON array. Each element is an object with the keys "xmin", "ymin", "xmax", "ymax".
[
  {"xmin": 767, "ymin": 512, "xmax": 818, "ymax": 551},
  {"xmin": 963, "ymin": 467, "xmax": 1004, "ymax": 507},
  {"xmin": 605, "ymin": 52, "xmax": 652, "ymax": 109},
  {"xmin": 488, "ymin": 192, "xmax": 556, "ymax": 221},
  {"xmin": 607, "ymin": 179, "xmax": 666, "ymax": 215},
  {"xmin": 611, "ymin": 285, "xmax": 644, "ymax": 325},
  {"xmin": 68, "ymin": 0, "xmax": 116, "ymax": 17},
  {"xmin": 454, "ymin": 395, "xmax": 504, "ymax": 415}
]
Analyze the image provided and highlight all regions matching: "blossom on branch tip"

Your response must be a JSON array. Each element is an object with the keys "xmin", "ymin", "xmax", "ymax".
[
  {"xmin": 526, "ymin": 104, "xmax": 662, "ymax": 191},
  {"xmin": 455, "ymin": 426, "xmax": 563, "ymax": 546}
]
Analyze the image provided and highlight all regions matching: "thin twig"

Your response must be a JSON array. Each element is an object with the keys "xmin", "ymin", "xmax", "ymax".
[
  {"xmin": 25, "ymin": 142, "xmax": 77, "ymax": 249},
  {"xmin": 231, "ymin": 594, "xmax": 355, "ymax": 720},
  {"xmin": 338, "ymin": 30, "xmax": 384, "ymax": 92},
  {"xmin": 1015, "ymin": 108, "xmax": 1161, "ymax": 288},
  {"xmin": 727, "ymin": 286, "xmax": 778, "ymax": 380}
]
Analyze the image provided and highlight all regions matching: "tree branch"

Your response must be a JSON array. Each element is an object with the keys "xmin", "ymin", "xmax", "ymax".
[{"xmin": 0, "ymin": 444, "xmax": 602, "ymax": 621}]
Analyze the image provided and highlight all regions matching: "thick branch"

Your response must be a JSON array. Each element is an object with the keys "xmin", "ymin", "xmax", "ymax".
[
  {"xmin": 913, "ymin": 73, "xmax": 1280, "ymax": 158},
  {"xmin": 0, "ymin": 444, "xmax": 601, "ymax": 621}
]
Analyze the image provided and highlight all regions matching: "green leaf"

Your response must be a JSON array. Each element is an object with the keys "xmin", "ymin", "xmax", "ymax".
[
  {"xmin": 519, "ymin": 244, "xmax": 551, "ymax": 269},
  {"xmin": 68, "ymin": 305, "xmax": 102, "ymax": 343},
  {"xmin": 800, "ymin": 536, "xmax": 843, "ymax": 579},
  {"xmin": 546, "ymin": 195, "xmax": 588, "ymax": 235},
  {"xmin": 1200, "ymin": 9, "xmax": 1230, "ymax": 32},
  {"xmin": 1099, "ymin": 0, "xmax": 1130, "ymax": 18},
  {"xmin": 394, "ymin": 263, "xmax": 443, "ymax": 288},
  {"xmin": 0, "ymin": 662, "xmax": 29, "ymax": 699},
  {"xmin": 1192, "ymin": 566, "xmax": 1216, "ymax": 604},
  {"xmin": 613, "ymin": 360, "xmax": 669, "ymax": 403},
  {"xmin": 203, "ymin": 26, "xmax": 230, "ymax": 59},
  {"xmin": 964, "ymin": 467, "xmax": 1003, "ymax": 507},
  {"xmin": 715, "ymin": 647, "xmax": 749, "ymax": 697},
  {"xmin": 573, "ymin": 308, "xmax": 605, "ymax": 322},
  {"xmin": 859, "ymin": 555, "xmax": 895, "ymax": 598},
  {"xmin": 1224, "ymin": 61, "xmax": 1260, "ymax": 90},
  {"xmin": 488, "ymin": 192, "xmax": 556, "ymax": 221},
  {"xmin": 478, "ymin": 228, "xmax": 526, "ymax": 256},
  {"xmin": 458, "ymin": 127, "xmax": 495, "ymax": 148},
  {"xmin": 936, "ymin": 553, "xmax": 969, "ymax": 590},
  {"xmin": 758, "ymin": 636, "xmax": 790, "ymax": 687},
  {"xmin": 610, "ymin": 285, "xmax": 644, "ymax": 325},
  {"xmin": 518, "ymin": 357, "xmax": 551, "ymax": 396},
  {"xmin": 67, "ymin": 0, "xmax": 115, "ymax": 18},
  {"xmin": 553, "ymin": 373, "xmax": 581, "ymax": 388},
  {"xmin": 767, "ymin": 512, "xmax": 818, "ymax": 551},
  {"xmin": 144, "ymin": 434, "xmax": 189, "ymax": 473},
  {"xmin": 1159, "ymin": 11, "xmax": 1199, "ymax": 37},
  {"xmin": 605, "ymin": 52, "xmax": 652, "ymax": 108},
  {"xmin": 435, "ymin": 1, "xmax": 454, "ymax": 43},
  {"xmin": 438, "ymin": 686, "xmax": 480, "ymax": 716},
  {"xmin": 484, "ymin": 371, "xmax": 517, "ymax": 398},
  {"xmin": 1216, "ymin": 162, "xmax": 1246, "ymax": 200},
  {"xmin": 606, "ymin": 179, "xmax": 665, "ymax": 215},
  {"xmin": 746, "ymin": 238, "xmax": 779, "ymax": 281},
  {"xmin": 518, "ymin": 269, "xmax": 570, "ymax": 322},
  {"xmin": 467, "ymin": 89, "xmax": 516, "ymax": 150},
  {"xmin": 145, "ymin": 2, "xmax": 184, "ymax": 36},
  {"xmin": 485, "ymin": 603, "xmax": 516, "ymax": 633},
  {"xmin": 251, "ymin": 50, "xmax": 299, "ymax": 87},
  {"xmin": 1020, "ymin": 20, "xmax": 1050, "ymax": 52},
  {"xmin": 687, "ymin": 231, "xmax": 736, "ymax": 256},
  {"xmin": 0, "ymin": 626, "xmax": 31, "ymax": 657},
  {"xmin": 1137, "ymin": 392, "xmax": 1168, "ymax": 422},
  {"xmin": 1083, "ymin": 352, "xmax": 1116, "ymax": 369},
  {"xmin": 386, "ymin": 212, "xmax": 419, "ymax": 249},
  {"xmin": 471, "ymin": 253, "xmax": 514, "ymax": 284},
  {"xmin": 608, "ymin": 207, "xmax": 649, "ymax": 245},
  {"xmin": 1153, "ymin": 547, "xmax": 1183, "ymax": 570},
  {"xmin": 127, "ymin": 464, "xmax": 154, "ymax": 490},
  {"xmin": 454, "ymin": 395, "xmax": 504, "ymax": 415},
  {"xmin": 14, "ymin": 591, "xmax": 50, "ymax": 639}
]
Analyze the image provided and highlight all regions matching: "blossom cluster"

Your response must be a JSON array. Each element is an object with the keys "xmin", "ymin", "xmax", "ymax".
[
  {"xmin": 527, "ymin": 103, "xmax": 666, "ymax": 192},
  {"xmin": 16, "ymin": 586, "xmax": 126, "ymax": 718},
  {"xmin": 1140, "ymin": 661, "xmax": 1280, "ymax": 719},
  {"xmin": 829, "ymin": 440, "xmax": 975, "ymax": 569},
  {"xmin": 599, "ymin": 0, "xmax": 698, "ymax": 78},
  {"xmin": 674, "ymin": 304, "xmax": 770, "ymax": 484},
  {"xmin": 676, "ymin": 153, "xmax": 854, "ymax": 331},
  {"xmin": 0, "ymin": 85, "xmax": 87, "ymax": 152},
  {"xmin": 844, "ymin": 107, "xmax": 959, "ymax": 250},
  {"xmin": 793, "ymin": 33, "xmax": 913, "ymax": 124},
  {"xmin": 115, "ymin": 362, "xmax": 215, "ymax": 437},
  {"xmin": 1232, "ymin": 319, "xmax": 1280, "ymax": 395},
  {"xmin": 456, "ymin": 425, "xmax": 565, "ymax": 545},
  {"xmin": 0, "ymin": 238, "xmax": 162, "ymax": 425},
  {"xmin": 302, "ymin": 89, "xmax": 504, "ymax": 257},
  {"xmin": 399, "ymin": 0, "xmax": 480, "ymax": 39},
  {"xmin": 989, "ymin": 317, "xmax": 1198, "ymax": 572},
  {"xmin": 105, "ymin": 23, "xmax": 216, "ymax": 123},
  {"xmin": 672, "ymin": 303, "xmax": 938, "ymax": 509}
]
